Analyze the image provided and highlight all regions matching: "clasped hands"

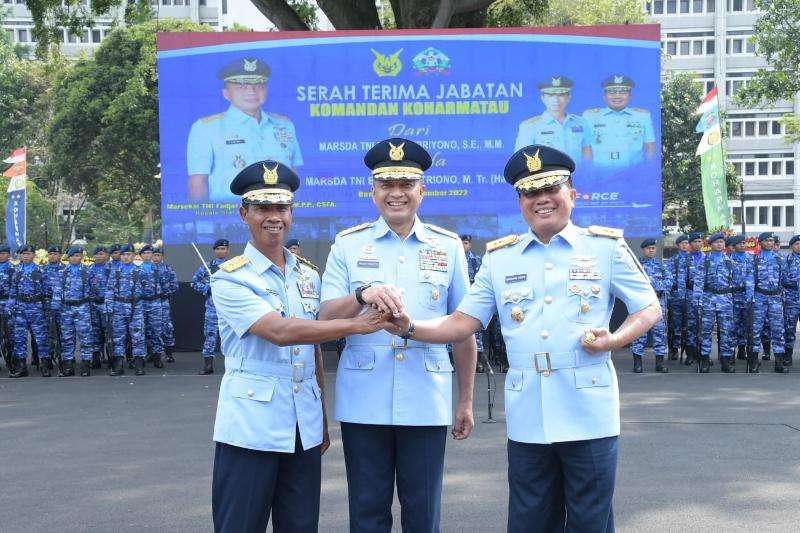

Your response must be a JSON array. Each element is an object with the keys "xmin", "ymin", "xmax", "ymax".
[{"xmin": 354, "ymin": 284, "xmax": 411, "ymax": 335}]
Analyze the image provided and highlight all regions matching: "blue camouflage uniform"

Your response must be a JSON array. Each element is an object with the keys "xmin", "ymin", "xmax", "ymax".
[
  {"xmin": 667, "ymin": 240, "xmax": 693, "ymax": 356},
  {"xmin": 782, "ymin": 239, "xmax": 800, "ymax": 360},
  {"xmin": 0, "ymin": 255, "xmax": 14, "ymax": 358},
  {"xmin": 464, "ymin": 245, "xmax": 484, "ymax": 353},
  {"xmin": 42, "ymin": 258, "xmax": 65, "ymax": 317},
  {"xmin": 52, "ymin": 262, "xmax": 93, "ymax": 362},
  {"xmin": 88, "ymin": 259, "xmax": 112, "ymax": 356},
  {"xmin": 693, "ymin": 239, "xmax": 737, "ymax": 371},
  {"xmin": 138, "ymin": 253, "xmax": 164, "ymax": 357},
  {"xmin": 155, "ymin": 259, "xmax": 178, "ymax": 351},
  {"xmin": 729, "ymin": 238, "xmax": 754, "ymax": 354},
  {"xmin": 192, "ymin": 257, "xmax": 227, "ymax": 357},
  {"xmin": 631, "ymin": 252, "xmax": 672, "ymax": 360},
  {"xmin": 752, "ymin": 247, "xmax": 786, "ymax": 359},
  {"xmin": 10, "ymin": 260, "xmax": 49, "ymax": 361},
  {"xmin": 687, "ymin": 247, "xmax": 705, "ymax": 355},
  {"xmin": 105, "ymin": 261, "xmax": 145, "ymax": 358}
]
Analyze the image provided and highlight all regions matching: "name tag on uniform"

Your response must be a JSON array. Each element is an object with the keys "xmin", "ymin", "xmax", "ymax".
[
  {"xmin": 571, "ymin": 126, "xmax": 583, "ymax": 132},
  {"xmin": 505, "ymin": 273, "xmax": 527, "ymax": 284},
  {"xmin": 225, "ymin": 139, "xmax": 245, "ymax": 145},
  {"xmin": 297, "ymin": 277, "xmax": 319, "ymax": 299},
  {"xmin": 419, "ymin": 248, "xmax": 448, "ymax": 272},
  {"xmin": 357, "ymin": 259, "xmax": 380, "ymax": 269},
  {"xmin": 569, "ymin": 256, "xmax": 602, "ymax": 280}
]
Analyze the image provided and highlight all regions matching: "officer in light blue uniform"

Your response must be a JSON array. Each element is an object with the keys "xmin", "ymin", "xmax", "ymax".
[
  {"xmin": 631, "ymin": 238, "xmax": 671, "ymax": 373},
  {"xmin": 187, "ymin": 57, "xmax": 303, "ymax": 202},
  {"xmin": 210, "ymin": 159, "xmax": 385, "ymax": 533},
  {"xmin": 752, "ymin": 231, "xmax": 788, "ymax": 373},
  {"xmin": 514, "ymin": 76, "xmax": 591, "ymax": 164},
  {"xmin": 320, "ymin": 138, "xmax": 475, "ymax": 533},
  {"xmin": 583, "ymin": 75, "xmax": 656, "ymax": 172},
  {"xmin": 692, "ymin": 232, "xmax": 737, "ymax": 373},
  {"xmin": 783, "ymin": 235, "xmax": 800, "ymax": 367},
  {"xmin": 52, "ymin": 246, "xmax": 94, "ymax": 377},
  {"xmin": 192, "ymin": 238, "xmax": 230, "ymax": 375},
  {"xmin": 397, "ymin": 145, "xmax": 659, "ymax": 533},
  {"xmin": 728, "ymin": 235, "xmax": 754, "ymax": 364}
]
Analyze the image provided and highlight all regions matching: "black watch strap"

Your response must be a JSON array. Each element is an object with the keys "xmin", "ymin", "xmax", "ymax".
[{"xmin": 355, "ymin": 283, "xmax": 372, "ymax": 305}]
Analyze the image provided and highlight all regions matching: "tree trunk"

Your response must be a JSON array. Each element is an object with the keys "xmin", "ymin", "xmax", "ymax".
[
  {"xmin": 249, "ymin": 0, "xmax": 311, "ymax": 30},
  {"xmin": 317, "ymin": 0, "xmax": 381, "ymax": 29}
]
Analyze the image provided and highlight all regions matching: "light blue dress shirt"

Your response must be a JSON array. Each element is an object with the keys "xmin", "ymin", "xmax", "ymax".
[
  {"xmin": 187, "ymin": 105, "xmax": 303, "ymax": 201},
  {"xmin": 211, "ymin": 243, "xmax": 322, "ymax": 453},
  {"xmin": 457, "ymin": 223, "xmax": 656, "ymax": 444},
  {"xmin": 321, "ymin": 216, "xmax": 470, "ymax": 426},
  {"xmin": 582, "ymin": 106, "xmax": 655, "ymax": 170},
  {"xmin": 514, "ymin": 112, "xmax": 591, "ymax": 164}
]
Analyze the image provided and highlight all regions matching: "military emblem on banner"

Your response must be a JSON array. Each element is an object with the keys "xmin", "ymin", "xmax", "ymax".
[
  {"xmin": 419, "ymin": 247, "xmax": 448, "ymax": 272},
  {"xmin": 412, "ymin": 47, "xmax": 451, "ymax": 75}
]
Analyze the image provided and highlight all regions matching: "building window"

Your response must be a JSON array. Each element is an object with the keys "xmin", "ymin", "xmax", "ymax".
[
  {"xmin": 758, "ymin": 206, "xmax": 768, "ymax": 225},
  {"xmin": 200, "ymin": 0, "xmax": 206, "ymax": 5},
  {"xmin": 174, "ymin": 0, "xmax": 183, "ymax": 5},
  {"xmin": 787, "ymin": 207, "xmax": 795, "ymax": 228},
  {"xmin": 17, "ymin": 29, "xmax": 28, "ymax": 42},
  {"xmin": 707, "ymin": 0, "xmax": 715, "ymax": 11},
  {"xmin": 222, "ymin": 0, "xmax": 228, "ymax": 14},
  {"xmin": 772, "ymin": 206, "xmax": 782, "ymax": 227},
  {"xmin": 92, "ymin": 29, "xmax": 102, "ymax": 43},
  {"xmin": 745, "ymin": 207, "xmax": 755, "ymax": 225},
  {"xmin": 732, "ymin": 206, "xmax": 742, "ymax": 225},
  {"xmin": 162, "ymin": 0, "xmax": 171, "ymax": 5},
  {"xmin": 787, "ymin": 161, "xmax": 795, "ymax": 176}
]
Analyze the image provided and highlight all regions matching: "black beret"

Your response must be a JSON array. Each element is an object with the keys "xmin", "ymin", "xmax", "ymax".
[
  {"xmin": 364, "ymin": 138, "xmax": 432, "ymax": 180},
  {"xmin": 120, "ymin": 244, "xmax": 134, "ymax": 253},
  {"xmin": 109, "ymin": 244, "xmax": 121, "ymax": 253},
  {"xmin": 285, "ymin": 239, "xmax": 300, "ymax": 248},
  {"xmin": 602, "ymin": 74, "xmax": 635, "ymax": 90},
  {"xmin": 92, "ymin": 246, "xmax": 108, "ymax": 255},
  {"xmin": 727, "ymin": 235, "xmax": 745, "ymax": 247},
  {"xmin": 675, "ymin": 235, "xmax": 689, "ymax": 245},
  {"xmin": 758, "ymin": 231, "xmax": 775, "ymax": 242},
  {"xmin": 504, "ymin": 145, "xmax": 575, "ymax": 192},
  {"xmin": 230, "ymin": 160, "xmax": 299, "ymax": 204},
  {"xmin": 47, "ymin": 245, "xmax": 61, "ymax": 253},
  {"xmin": 707, "ymin": 232, "xmax": 726, "ymax": 244},
  {"xmin": 459, "ymin": 234, "xmax": 472, "ymax": 242},
  {"xmin": 688, "ymin": 231, "xmax": 703, "ymax": 242},
  {"xmin": 152, "ymin": 247, "xmax": 163, "ymax": 254},
  {"xmin": 536, "ymin": 75, "xmax": 573, "ymax": 94},
  {"xmin": 17, "ymin": 244, "xmax": 35, "ymax": 253},
  {"xmin": 0, "ymin": 244, "xmax": 9, "ymax": 253},
  {"xmin": 139, "ymin": 244, "xmax": 153, "ymax": 253},
  {"xmin": 217, "ymin": 57, "xmax": 270, "ymax": 83},
  {"xmin": 213, "ymin": 239, "xmax": 230, "ymax": 249},
  {"xmin": 789, "ymin": 235, "xmax": 800, "ymax": 246},
  {"xmin": 640, "ymin": 238, "xmax": 656, "ymax": 248},
  {"xmin": 66, "ymin": 245, "xmax": 84, "ymax": 257}
]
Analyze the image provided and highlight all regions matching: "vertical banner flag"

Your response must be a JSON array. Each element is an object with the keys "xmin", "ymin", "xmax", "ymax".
[
  {"xmin": 3, "ymin": 147, "xmax": 27, "ymax": 249},
  {"xmin": 695, "ymin": 88, "xmax": 731, "ymax": 229}
]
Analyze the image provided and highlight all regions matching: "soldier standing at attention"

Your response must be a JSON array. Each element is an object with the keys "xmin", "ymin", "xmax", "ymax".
[
  {"xmin": 692, "ymin": 232, "xmax": 737, "ymax": 373},
  {"xmin": 89, "ymin": 246, "xmax": 112, "ymax": 368},
  {"xmin": 8, "ymin": 244, "xmax": 50, "ymax": 378},
  {"xmin": 782, "ymin": 235, "xmax": 800, "ymax": 367},
  {"xmin": 319, "ymin": 138, "xmax": 476, "ymax": 533},
  {"xmin": 109, "ymin": 244, "xmax": 122, "ymax": 273},
  {"xmin": 210, "ymin": 159, "xmax": 387, "ymax": 532},
  {"xmin": 138, "ymin": 244, "xmax": 165, "ymax": 369},
  {"xmin": 387, "ymin": 145, "xmax": 660, "ymax": 533},
  {"xmin": 0, "ymin": 244, "xmax": 14, "ymax": 372},
  {"xmin": 192, "ymin": 238, "xmax": 230, "ymax": 375},
  {"xmin": 728, "ymin": 235, "xmax": 754, "ymax": 364},
  {"xmin": 105, "ymin": 244, "xmax": 146, "ymax": 376},
  {"xmin": 684, "ymin": 231, "xmax": 705, "ymax": 366},
  {"xmin": 751, "ymin": 232, "xmax": 788, "ymax": 373},
  {"xmin": 153, "ymin": 247, "xmax": 178, "ymax": 362},
  {"xmin": 668, "ymin": 235, "xmax": 691, "ymax": 361},
  {"xmin": 630, "ymin": 238, "xmax": 671, "ymax": 373},
  {"xmin": 52, "ymin": 246, "xmax": 94, "ymax": 377}
]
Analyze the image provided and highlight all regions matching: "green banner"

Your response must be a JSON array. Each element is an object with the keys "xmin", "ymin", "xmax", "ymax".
[{"xmin": 700, "ymin": 142, "xmax": 731, "ymax": 230}]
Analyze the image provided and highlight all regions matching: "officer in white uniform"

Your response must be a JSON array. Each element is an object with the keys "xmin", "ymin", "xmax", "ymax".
[
  {"xmin": 209, "ymin": 159, "xmax": 386, "ymax": 533},
  {"xmin": 390, "ymin": 145, "xmax": 661, "ymax": 533},
  {"xmin": 320, "ymin": 138, "xmax": 476, "ymax": 532},
  {"xmin": 583, "ymin": 74, "xmax": 656, "ymax": 173},
  {"xmin": 187, "ymin": 57, "xmax": 303, "ymax": 202}
]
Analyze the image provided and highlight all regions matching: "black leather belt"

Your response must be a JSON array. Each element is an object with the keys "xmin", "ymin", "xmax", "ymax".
[
  {"xmin": 732, "ymin": 287, "xmax": 746, "ymax": 293},
  {"xmin": 140, "ymin": 295, "xmax": 158, "ymax": 301},
  {"xmin": 114, "ymin": 296, "xmax": 138, "ymax": 303},
  {"xmin": 655, "ymin": 290, "xmax": 664, "ymax": 298},
  {"xmin": 756, "ymin": 288, "xmax": 782, "ymax": 296},
  {"xmin": 18, "ymin": 295, "xmax": 43, "ymax": 303},
  {"xmin": 783, "ymin": 283, "xmax": 798, "ymax": 290},
  {"xmin": 704, "ymin": 287, "xmax": 732, "ymax": 294},
  {"xmin": 92, "ymin": 297, "xmax": 105, "ymax": 304},
  {"xmin": 64, "ymin": 298, "xmax": 88, "ymax": 306},
  {"xmin": 159, "ymin": 295, "xmax": 169, "ymax": 301}
]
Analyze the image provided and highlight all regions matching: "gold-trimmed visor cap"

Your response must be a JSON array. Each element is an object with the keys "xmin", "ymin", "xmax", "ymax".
[
  {"xmin": 504, "ymin": 145, "xmax": 575, "ymax": 192},
  {"xmin": 217, "ymin": 57, "xmax": 271, "ymax": 85},
  {"xmin": 365, "ymin": 137, "xmax": 431, "ymax": 181},
  {"xmin": 230, "ymin": 160, "xmax": 299, "ymax": 205}
]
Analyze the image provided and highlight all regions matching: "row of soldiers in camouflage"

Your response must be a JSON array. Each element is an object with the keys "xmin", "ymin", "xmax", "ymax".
[
  {"xmin": 633, "ymin": 230, "xmax": 800, "ymax": 374},
  {"xmin": 1, "ymin": 243, "xmax": 178, "ymax": 378}
]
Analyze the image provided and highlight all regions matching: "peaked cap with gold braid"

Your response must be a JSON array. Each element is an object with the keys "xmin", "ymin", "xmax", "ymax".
[
  {"xmin": 503, "ymin": 144, "xmax": 576, "ymax": 193},
  {"xmin": 217, "ymin": 57, "xmax": 271, "ymax": 84},
  {"xmin": 230, "ymin": 159, "xmax": 299, "ymax": 205},
  {"xmin": 364, "ymin": 137, "xmax": 432, "ymax": 181}
]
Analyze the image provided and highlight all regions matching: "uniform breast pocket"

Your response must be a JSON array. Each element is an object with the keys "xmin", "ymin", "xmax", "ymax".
[
  {"xmin": 499, "ymin": 285, "xmax": 534, "ymax": 328},
  {"xmin": 419, "ymin": 270, "xmax": 449, "ymax": 310},
  {"xmin": 342, "ymin": 346, "xmax": 375, "ymax": 371},
  {"xmin": 301, "ymin": 299, "xmax": 319, "ymax": 318},
  {"xmin": 229, "ymin": 374, "xmax": 277, "ymax": 402},
  {"xmin": 349, "ymin": 270, "xmax": 384, "ymax": 291},
  {"xmin": 566, "ymin": 282, "xmax": 603, "ymax": 324}
]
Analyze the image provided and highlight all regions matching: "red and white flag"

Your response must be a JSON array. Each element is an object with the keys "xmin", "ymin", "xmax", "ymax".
[{"xmin": 3, "ymin": 147, "xmax": 27, "ymax": 185}]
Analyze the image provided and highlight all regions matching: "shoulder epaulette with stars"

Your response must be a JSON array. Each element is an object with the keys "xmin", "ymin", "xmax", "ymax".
[
  {"xmin": 424, "ymin": 224, "xmax": 459, "ymax": 240},
  {"xmin": 219, "ymin": 255, "xmax": 249, "ymax": 272},
  {"xmin": 296, "ymin": 254, "xmax": 318, "ymax": 271},
  {"xmin": 486, "ymin": 234, "xmax": 521, "ymax": 253},
  {"xmin": 632, "ymin": 107, "xmax": 650, "ymax": 114},
  {"xmin": 588, "ymin": 225, "xmax": 624, "ymax": 239},
  {"xmin": 584, "ymin": 107, "xmax": 602, "ymax": 114},
  {"xmin": 200, "ymin": 112, "xmax": 224, "ymax": 124},
  {"xmin": 338, "ymin": 222, "xmax": 373, "ymax": 237},
  {"xmin": 522, "ymin": 116, "xmax": 542, "ymax": 125},
  {"xmin": 268, "ymin": 111, "xmax": 290, "ymax": 122}
]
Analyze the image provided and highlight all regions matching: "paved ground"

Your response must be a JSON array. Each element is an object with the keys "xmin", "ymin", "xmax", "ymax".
[{"xmin": 1, "ymin": 350, "xmax": 799, "ymax": 532}]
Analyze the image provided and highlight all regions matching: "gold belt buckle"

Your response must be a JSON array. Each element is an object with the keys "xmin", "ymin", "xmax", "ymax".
[
  {"xmin": 391, "ymin": 337, "xmax": 409, "ymax": 350},
  {"xmin": 534, "ymin": 352, "xmax": 551, "ymax": 377},
  {"xmin": 292, "ymin": 362, "xmax": 305, "ymax": 383}
]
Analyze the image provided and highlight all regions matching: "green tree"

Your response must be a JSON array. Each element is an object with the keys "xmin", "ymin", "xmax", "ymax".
[
  {"xmin": 532, "ymin": 0, "xmax": 644, "ymax": 26},
  {"xmin": 661, "ymin": 73, "xmax": 739, "ymax": 233},
  {"xmin": 735, "ymin": 0, "xmax": 800, "ymax": 142}
]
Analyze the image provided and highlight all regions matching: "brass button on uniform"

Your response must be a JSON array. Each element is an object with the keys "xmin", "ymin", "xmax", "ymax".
[
  {"xmin": 246, "ymin": 389, "xmax": 254, "ymax": 398},
  {"xmin": 395, "ymin": 352, "xmax": 404, "ymax": 361},
  {"xmin": 293, "ymin": 384, "xmax": 300, "ymax": 393},
  {"xmin": 545, "ymin": 262, "xmax": 554, "ymax": 270},
  {"xmin": 544, "ymin": 296, "xmax": 553, "ymax": 304},
  {"xmin": 292, "ymin": 347, "xmax": 300, "ymax": 355},
  {"xmin": 357, "ymin": 361, "xmax": 362, "ymax": 368},
  {"xmin": 591, "ymin": 377, "xmax": 598, "ymax": 384},
  {"xmin": 398, "ymin": 256, "xmax": 406, "ymax": 263},
  {"xmin": 540, "ymin": 330, "xmax": 550, "ymax": 339},
  {"xmin": 581, "ymin": 303, "xmax": 590, "ymax": 314}
]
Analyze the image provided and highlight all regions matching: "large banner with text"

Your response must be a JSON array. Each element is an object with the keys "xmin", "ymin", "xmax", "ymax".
[{"xmin": 157, "ymin": 26, "xmax": 662, "ymax": 244}]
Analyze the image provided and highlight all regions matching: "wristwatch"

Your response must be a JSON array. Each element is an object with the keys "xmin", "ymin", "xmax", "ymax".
[
  {"xmin": 400, "ymin": 320, "xmax": 415, "ymax": 340},
  {"xmin": 354, "ymin": 283, "xmax": 373, "ymax": 306}
]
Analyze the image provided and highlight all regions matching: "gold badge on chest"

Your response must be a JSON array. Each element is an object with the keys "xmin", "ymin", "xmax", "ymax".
[{"xmin": 511, "ymin": 306, "xmax": 524, "ymax": 323}]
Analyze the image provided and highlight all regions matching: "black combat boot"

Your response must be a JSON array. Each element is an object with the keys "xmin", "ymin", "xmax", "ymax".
[
  {"xmin": 668, "ymin": 348, "xmax": 678, "ymax": 361},
  {"xmin": 59, "ymin": 359, "xmax": 75, "ymax": 377},
  {"xmin": 746, "ymin": 351, "xmax": 760, "ymax": 373},
  {"xmin": 199, "ymin": 356, "xmax": 214, "ymax": 375},
  {"xmin": 774, "ymin": 355, "xmax": 790, "ymax": 373},
  {"xmin": 134, "ymin": 357, "xmax": 146, "ymax": 376},
  {"xmin": 91, "ymin": 352, "xmax": 102, "ymax": 369},
  {"xmin": 762, "ymin": 341, "xmax": 771, "ymax": 361},
  {"xmin": 721, "ymin": 357, "xmax": 735, "ymax": 373},
  {"xmin": 684, "ymin": 347, "xmax": 695, "ymax": 366},
  {"xmin": 784, "ymin": 347, "xmax": 793, "ymax": 367},
  {"xmin": 80, "ymin": 359, "xmax": 91, "ymax": 377},
  {"xmin": 165, "ymin": 345, "xmax": 175, "ymax": 363},
  {"xmin": 145, "ymin": 352, "xmax": 154, "ymax": 363},
  {"xmin": 699, "ymin": 357, "xmax": 711, "ymax": 373},
  {"xmin": 632, "ymin": 355, "xmax": 643, "ymax": 373},
  {"xmin": 109, "ymin": 357, "xmax": 125, "ymax": 376},
  {"xmin": 40, "ymin": 357, "xmax": 52, "ymax": 377},
  {"xmin": 153, "ymin": 353, "xmax": 164, "ymax": 369},
  {"xmin": 736, "ymin": 345, "xmax": 747, "ymax": 360},
  {"xmin": 9, "ymin": 358, "xmax": 28, "ymax": 378},
  {"xmin": 655, "ymin": 355, "xmax": 669, "ymax": 373}
]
